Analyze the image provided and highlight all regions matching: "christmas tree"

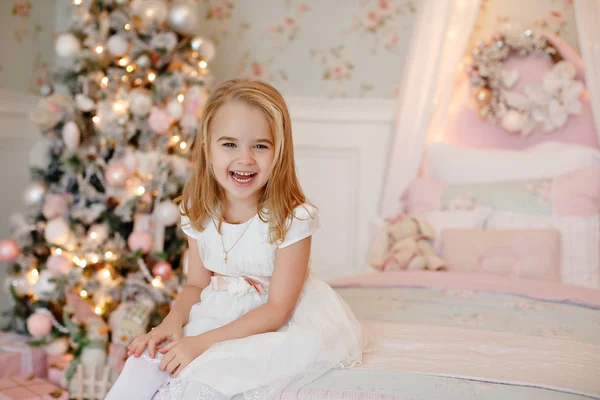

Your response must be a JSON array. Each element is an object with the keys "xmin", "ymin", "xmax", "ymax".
[{"xmin": 0, "ymin": 0, "xmax": 215, "ymax": 384}]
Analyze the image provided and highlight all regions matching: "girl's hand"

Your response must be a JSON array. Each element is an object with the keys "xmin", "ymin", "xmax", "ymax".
[
  {"xmin": 127, "ymin": 317, "xmax": 183, "ymax": 359},
  {"xmin": 157, "ymin": 335, "xmax": 211, "ymax": 377}
]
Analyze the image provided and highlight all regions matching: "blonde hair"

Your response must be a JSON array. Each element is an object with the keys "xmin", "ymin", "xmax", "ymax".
[{"xmin": 177, "ymin": 78, "xmax": 311, "ymax": 243}]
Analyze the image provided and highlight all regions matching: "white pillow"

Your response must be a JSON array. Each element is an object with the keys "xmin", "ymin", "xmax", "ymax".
[
  {"xmin": 422, "ymin": 207, "xmax": 492, "ymax": 252},
  {"xmin": 486, "ymin": 212, "xmax": 600, "ymax": 289},
  {"xmin": 424, "ymin": 141, "xmax": 600, "ymax": 183}
]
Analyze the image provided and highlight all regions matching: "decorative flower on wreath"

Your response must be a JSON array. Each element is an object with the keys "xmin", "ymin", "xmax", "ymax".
[{"xmin": 465, "ymin": 29, "xmax": 585, "ymax": 137}]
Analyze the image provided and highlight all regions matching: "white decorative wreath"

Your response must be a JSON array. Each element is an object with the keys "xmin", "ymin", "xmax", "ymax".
[{"xmin": 465, "ymin": 29, "xmax": 585, "ymax": 137}]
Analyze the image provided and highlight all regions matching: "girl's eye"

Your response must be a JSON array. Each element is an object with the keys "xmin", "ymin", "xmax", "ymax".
[
  {"xmin": 255, "ymin": 144, "xmax": 269, "ymax": 149},
  {"xmin": 223, "ymin": 142, "xmax": 236, "ymax": 148}
]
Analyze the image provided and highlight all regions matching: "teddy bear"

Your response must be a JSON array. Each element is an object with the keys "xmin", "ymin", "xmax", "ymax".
[{"xmin": 370, "ymin": 214, "xmax": 446, "ymax": 272}]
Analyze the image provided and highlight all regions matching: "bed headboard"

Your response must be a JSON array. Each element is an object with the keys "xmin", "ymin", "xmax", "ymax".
[{"xmin": 441, "ymin": 30, "xmax": 598, "ymax": 150}]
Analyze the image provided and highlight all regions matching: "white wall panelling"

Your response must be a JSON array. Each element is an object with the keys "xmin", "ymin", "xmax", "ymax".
[{"xmin": 288, "ymin": 97, "xmax": 394, "ymax": 281}]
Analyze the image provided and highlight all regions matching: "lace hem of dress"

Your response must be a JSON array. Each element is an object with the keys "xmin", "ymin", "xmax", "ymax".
[{"xmin": 153, "ymin": 378, "xmax": 282, "ymax": 400}]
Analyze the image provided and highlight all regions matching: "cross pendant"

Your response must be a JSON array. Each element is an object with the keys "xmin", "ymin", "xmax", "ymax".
[{"xmin": 224, "ymin": 251, "xmax": 228, "ymax": 264}]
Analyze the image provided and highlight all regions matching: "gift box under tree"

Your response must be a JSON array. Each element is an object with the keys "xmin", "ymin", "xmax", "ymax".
[{"xmin": 0, "ymin": 332, "xmax": 47, "ymax": 379}]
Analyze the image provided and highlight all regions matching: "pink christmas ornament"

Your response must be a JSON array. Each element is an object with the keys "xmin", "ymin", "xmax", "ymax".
[
  {"xmin": 46, "ymin": 254, "xmax": 71, "ymax": 275},
  {"xmin": 148, "ymin": 107, "xmax": 171, "ymax": 134},
  {"xmin": 105, "ymin": 163, "xmax": 129, "ymax": 187},
  {"xmin": 42, "ymin": 194, "xmax": 70, "ymax": 220},
  {"xmin": 127, "ymin": 231, "xmax": 153, "ymax": 253},
  {"xmin": 27, "ymin": 312, "xmax": 53, "ymax": 338},
  {"xmin": 0, "ymin": 239, "xmax": 20, "ymax": 262},
  {"xmin": 152, "ymin": 260, "xmax": 173, "ymax": 280}
]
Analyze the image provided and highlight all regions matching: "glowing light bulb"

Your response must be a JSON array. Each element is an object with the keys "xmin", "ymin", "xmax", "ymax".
[
  {"xmin": 151, "ymin": 277, "xmax": 162, "ymax": 287},
  {"xmin": 92, "ymin": 116, "xmax": 100, "ymax": 124},
  {"xmin": 199, "ymin": 61, "xmax": 207, "ymax": 69},
  {"xmin": 105, "ymin": 251, "xmax": 113, "ymax": 259},
  {"xmin": 148, "ymin": 72, "xmax": 156, "ymax": 81},
  {"xmin": 31, "ymin": 269, "xmax": 39, "ymax": 278},
  {"xmin": 90, "ymin": 232, "xmax": 98, "ymax": 239},
  {"xmin": 80, "ymin": 290, "xmax": 88, "ymax": 298},
  {"xmin": 91, "ymin": 255, "xmax": 99, "ymax": 264},
  {"xmin": 171, "ymin": 135, "xmax": 180, "ymax": 143},
  {"xmin": 55, "ymin": 248, "xmax": 63, "ymax": 255},
  {"xmin": 126, "ymin": 65, "xmax": 134, "ymax": 73},
  {"xmin": 72, "ymin": 256, "xmax": 80, "ymax": 264},
  {"xmin": 102, "ymin": 269, "xmax": 111, "ymax": 278},
  {"xmin": 124, "ymin": 24, "xmax": 131, "ymax": 31},
  {"xmin": 137, "ymin": 186, "xmax": 145, "ymax": 195},
  {"xmin": 180, "ymin": 142, "xmax": 187, "ymax": 149},
  {"xmin": 101, "ymin": 76, "xmax": 108, "ymax": 86},
  {"xmin": 177, "ymin": 94, "xmax": 184, "ymax": 102},
  {"xmin": 95, "ymin": 46, "xmax": 104, "ymax": 54},
  {"xmin": 73, "ymin": 0, "xmax": 82, "ymax": 5},
  {"xmin": 80, "ymin": 260, "xmax": 87, "ymax": 268},
  {"xmin": 94, "ymin": 306, "xmax": 102, "ymax": 315}
]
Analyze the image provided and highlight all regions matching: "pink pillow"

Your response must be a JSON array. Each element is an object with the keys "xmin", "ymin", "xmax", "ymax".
[
  {"xmin": 440, "ymin": 229, "xmax": 561, "ymax": 281},
  {"xmin": 402, "ymin": 166, "xmax": 600, "ymax": 217}
]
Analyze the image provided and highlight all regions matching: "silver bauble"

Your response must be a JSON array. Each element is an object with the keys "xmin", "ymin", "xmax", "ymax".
[
  {"xmin": 132, "ymin": 0, "xmax": 168, "ymax": 28},
  {"xmin": 136, "ymin": 54, "xmax": 151, "ymax": 68},
  {"xmin": 190, "ymin": 37, "xmax": 215, "ymax": 62},
  {"xmin": 55, "ymin": 33, "xmax": 81, "ymax": 58},
  {"xmin": 107, "ymin": 35, "xmax": 129, "ymax": 56},
  {"xmin": 155, "ymin": 200, "xmax": 180, "ymax": 226},
  {"xmin": 23, "ymin": 182, "xmax": 47, "ymax": 206},
  {"xmin": 168, "ymin": 2, "xmax": 198, "ymax": 36},
  {"xmin": 129, "ymin": 88, "xmax": 153, "ymax": 117},
  {"xmin": 39, "ymin": 84, "xmax": 52, "ymax": 97}
]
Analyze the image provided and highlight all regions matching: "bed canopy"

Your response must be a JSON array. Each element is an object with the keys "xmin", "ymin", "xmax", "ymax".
[{"xmin": 379, "ymin": 0, "xmax": 600, "ymax": 220}]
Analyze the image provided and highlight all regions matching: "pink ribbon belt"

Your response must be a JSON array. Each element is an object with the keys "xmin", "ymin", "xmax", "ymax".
[{"xmin": 210, "ymin": 275, "xmax": 271, "ymax": 295}]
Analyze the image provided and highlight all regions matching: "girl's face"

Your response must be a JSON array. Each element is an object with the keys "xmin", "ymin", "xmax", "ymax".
[{"xmin": 209, "ymin": 101, "xmax": 275, "ymax": 204}]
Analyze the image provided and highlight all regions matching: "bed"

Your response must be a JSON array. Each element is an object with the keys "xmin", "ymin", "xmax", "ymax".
[
  {"xmin": 278, "ymin": 272, "xmax": 600, "ymax": 399},
  {"xmin": 274, "ymin": 28, "xmax": 600, "ymax": 399}
]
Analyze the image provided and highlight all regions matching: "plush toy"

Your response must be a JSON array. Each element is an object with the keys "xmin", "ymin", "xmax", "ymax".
[{"xmin": 370, "ymin": 214, "xmax": 446, "ymax": 272}]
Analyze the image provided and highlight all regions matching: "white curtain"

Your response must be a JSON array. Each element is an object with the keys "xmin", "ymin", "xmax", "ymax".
[
  {"xmin": 379, "ymin": 0, "xmax": 482, "ymax": 219},
  {"xmin": 574, "ymin": 0, "xmax": 600, "ymax": 142}
]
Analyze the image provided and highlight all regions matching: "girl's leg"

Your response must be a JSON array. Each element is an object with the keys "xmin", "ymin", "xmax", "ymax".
[{"xmin": 105, "ymin": 351, "xmax": 169, "ymax": 400}]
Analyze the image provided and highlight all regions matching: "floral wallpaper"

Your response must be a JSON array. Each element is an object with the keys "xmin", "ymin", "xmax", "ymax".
[
  {"xmin": 0, "ymin": 0, "xmax": 56, "ymax": 94},
  {"xmin": 0, "ymin": 0, "xmax": 581, "ymax": 98}
]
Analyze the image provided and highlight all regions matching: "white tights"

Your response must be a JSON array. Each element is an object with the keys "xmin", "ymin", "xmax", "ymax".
[{"xmin": 105, "ymin": 351, "xmax": 169, "ymax": 400}]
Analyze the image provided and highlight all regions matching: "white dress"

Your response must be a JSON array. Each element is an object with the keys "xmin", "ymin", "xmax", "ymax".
[{"xmin": 154, "ymin": 204, "xmax": 366, "ymax": 399}]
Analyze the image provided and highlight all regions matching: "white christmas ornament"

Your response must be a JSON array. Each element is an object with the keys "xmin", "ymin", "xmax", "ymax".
[
  {"xmin": 123, "ymin": 149, "xmax": 138, "ymax": 172},
  {"xmin": 132, "ymin": 0, "xmax": 168, "ymax": 31},
  {"xmin": 55, "ymin": 33, "xmax": 81, "ymax": 58},
  {"xmin": 34, "ymin": 270, "xmax": 58, "ymax": 301},
  {"xmin": 129, "ymin": 89, "xmax": 153, "ymax": 117},
  {"xmin": 75, "ymin": 94, "xmax": 96, "ymax": 112},
  {"xmin": 167, "ymin": 98, "xmax": 183, "ymax": 120},
  {"xmin": 45, "ymin": 218, "xmax": 71, "ymax": 246},
  {"xmin": 107, "ymin": 35, "xmax": 129, "ymax": 56},
  {"xmin": 168, "ymin": 2, "xmax": 198, "ymax": 35},
  {"xmin": 155, "ymin": 200, "xmax": 179, "ymax": 226},
  {"xmin": 62, "ymin": 121, "xmax": 80, "ymax": 151},
  {"xmin": 11, "ymin": 276, "xmax": 32, "ymax": 296},
  {"xmin": 191, "ymin": 37, "xmax": 216, "ymax": 62},
  {"xmin": 24, "ymin": 182, "xmax": 47, "ymax": 206}
]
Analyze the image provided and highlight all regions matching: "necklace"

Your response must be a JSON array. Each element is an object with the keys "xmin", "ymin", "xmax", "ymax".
[{"xmin": 214, "ymin": 215, "xmax": 255, "ymax": 263}]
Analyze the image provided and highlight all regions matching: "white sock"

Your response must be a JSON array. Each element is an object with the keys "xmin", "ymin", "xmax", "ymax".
[{"xmin": 105, "ymin": 350, "xmax": 169, "ymax": 400}]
